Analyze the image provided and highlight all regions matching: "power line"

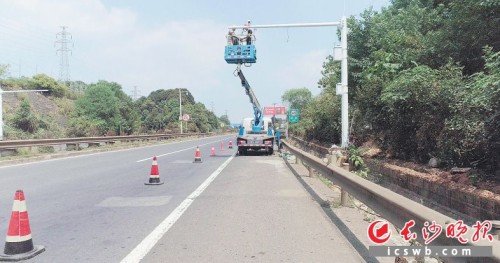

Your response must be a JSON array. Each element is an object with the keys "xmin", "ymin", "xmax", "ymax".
[
  {"xmin": 0, "ymin": 17, "xmax": 55, "ymax": 56},
  {"xmin": 0, "ymin": 20, "xmax": 55, "ymax": 77},
  {"xmin": 55, "ymin": 26, "xmax": 73, "ymax": 82}
]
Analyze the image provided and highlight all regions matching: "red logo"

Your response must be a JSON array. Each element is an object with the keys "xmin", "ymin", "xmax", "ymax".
[
  {"xmin": 368, "ymin": 220, "xmax": 391, "ymax": 244},
  {"xmin": 401, "ymin": 220, "xmax": 418, "ymax": 241},
  {"xmin": 472, "ymin": 220, "xmax": 494, "ymax": 242},
  {"xmin": 422, "ymin": 221, "xmax": 443, "ymax": 245},
  {"xmin": 446, "ymin": 220, "xmax": 469, "ymax": 244}
]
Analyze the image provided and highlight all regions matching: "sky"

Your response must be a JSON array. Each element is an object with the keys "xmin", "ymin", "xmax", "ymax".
[{"xmin": 0, "ymin": 0, "xmax": 391, "ymax": 123}]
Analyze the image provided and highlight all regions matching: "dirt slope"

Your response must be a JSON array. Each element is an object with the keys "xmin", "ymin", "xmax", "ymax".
[{"xmin": 2, "ymin": 88, "xmax": 69, "ymax": 128}]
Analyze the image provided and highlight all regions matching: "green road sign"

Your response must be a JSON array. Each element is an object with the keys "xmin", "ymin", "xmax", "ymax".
[{"xmin": 289, "ymin": 109, "xmax": 299, "ymax": 123}]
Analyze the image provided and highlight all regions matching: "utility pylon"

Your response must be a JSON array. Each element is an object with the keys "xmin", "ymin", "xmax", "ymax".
[
  {"xmin": 55, "ymin": 26, "xmax": 73, "ymax": 82},
  {"xmin": 130, "ymin": 86, "xmax": 141, "ymax": 101}
]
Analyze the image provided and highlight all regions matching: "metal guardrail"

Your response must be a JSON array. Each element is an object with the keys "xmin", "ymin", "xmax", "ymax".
[
  {"xmin": 287, "ymin": 134, "xmax": 331, "ymax": 155},
  {"xmin": 281, "ymin": 139, "xmax": 500, "ymax": 263},
  {"xmin": 0, "ymin": 133, "xmax": 209, "ymax": 149}
]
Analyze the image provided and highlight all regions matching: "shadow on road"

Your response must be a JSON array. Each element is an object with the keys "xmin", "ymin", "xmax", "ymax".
[{"xmin": 236, "ymin": 151, "xmax": 275, "ymax": 157}]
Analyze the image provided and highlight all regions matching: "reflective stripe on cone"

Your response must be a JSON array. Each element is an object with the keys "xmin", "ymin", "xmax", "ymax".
[
  {"xmin": 1, "ymin": 190, "xmax": 45, "ymax": 261},
  {"xmin": 145, "ymin": 156, "xmax": 164, "ymax": 185}
]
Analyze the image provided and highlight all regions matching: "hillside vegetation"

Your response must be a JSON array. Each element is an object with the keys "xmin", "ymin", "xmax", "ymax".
[
  {"xmin": 284, "ymin": 0, "xmax": 500, "ymax": 175},
  {"xmin": 0, "ymin": 73, "xmax": 229, "ymax": 139}
]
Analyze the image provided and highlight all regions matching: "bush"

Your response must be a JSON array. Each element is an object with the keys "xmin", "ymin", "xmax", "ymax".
[
  {"xmin": 38, "ymin": 146, "xmax": 55, "ymax": 153},
  {"xmin": 379, "ymin": 64, "xmax": 463, "ymax": 162},
  {"xmin": 30, "ymin": 74, "xmax": 69, "ymax": 98},
  {"xmin": 67, "ymin": 117, "xmax": 106, "ymax": 137},
  {"xmin": 12, "ymin": 99, "xmax": 40, "ymax": 133}
]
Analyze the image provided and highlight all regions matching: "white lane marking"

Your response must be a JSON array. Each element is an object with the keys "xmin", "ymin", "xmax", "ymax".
[
  {"xmin": 135, "ymin": 136, "xmax": 234, "ymax": 163},
  {"xmin": 0, "ymin": 135, "xmax": 234, "ymax": 169},
  {"xmin": 135, "ymin": 148, "xmax": 191, "ymax": 163},
  {"xmin": 120, "ymin": 154, "xmax": 235, "ymax": 263}
]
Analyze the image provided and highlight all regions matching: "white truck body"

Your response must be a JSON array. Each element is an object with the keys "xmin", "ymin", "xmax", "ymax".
[{"xmin": 237, "ymin": 117, "xmax": 275, "ymax": 155}]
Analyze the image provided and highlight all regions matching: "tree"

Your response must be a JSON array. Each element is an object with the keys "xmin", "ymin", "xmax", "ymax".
[
  {"xmin": 30, "ymin": 74, "xmax": 69, "ymax": 98},
  {"xmin": 437, "ymin": 47, "xmax": 500, "ymax": 170},
  {"xmin": 380, "ymin": 64, "xmax": 463, "ymax": 161},
  {"xmin": 91, "ymin": 81, "xmax": 141, "ymax": 135},
  {"xmin": 137, "ymin": 89, "xmax": 180, "ymax": 132},
  {"xmin": 301, "ymin": 91, "xmax": 342, "ymax": 143},
  {"xmin": 0, "ymin": 64, "xmax": 8, "ymax": 78},
  {"xmin": 12, "ymin": 99, "xmax": 39, "ymax": 133},
  {"xmin": 219, "ymin": 115, "xmax": 230, "ymax": 126},
  {"xmin": 183, "ymin": 102, "xmax": 213, "ymax": 133},
  {"xmin": 481, "ymin": 48, "xmax": 500, "ymax": 172},
  {"xmin": 68, "ymin": 80, "xmax": 88, "ymax": 95},
  {"xmin": 298, "ymin": 0, "xmax": 499, "ymax": 172},
  {"xmin": 281, "ymin": 88, "xmax": 312, "ymax": 111},
  {"xmin": 432, "ymin": 0, "xmax": 500, "ymax": 75},
  {"xmin": 136, "ymin": 88, "xmax": 215, "ymax": 133},
  {"xmin": 70, "ymin": 83, "xmax": 121, "ymax": 136}
]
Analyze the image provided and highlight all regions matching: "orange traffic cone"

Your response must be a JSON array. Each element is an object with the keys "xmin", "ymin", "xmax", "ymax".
[
  {"xmin": 220, "ymin": 142, "xmax": 225, "ymax": 151},
  {"xmin": 145, "ymin": 156, "xmax": 164, "ymax": 185},
  {"xmin": 193, "ymin": 146, "xmax": 202, "ymax": 163},
  {"xmin": 0, "ymin": 190, "xmax": 45, "ymax": 261},
  {"xmin": 210, "ymin": 146, "xmax": 216, "ymax": 157},
  {"xmin": 228, "ymin": 140, "xmax": 233, "ymax": 149}
]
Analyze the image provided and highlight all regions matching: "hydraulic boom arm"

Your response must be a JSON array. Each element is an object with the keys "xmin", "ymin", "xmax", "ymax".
[{"xmin": 235, "ymin": 65, "xmax": 263, "ymax": 133}]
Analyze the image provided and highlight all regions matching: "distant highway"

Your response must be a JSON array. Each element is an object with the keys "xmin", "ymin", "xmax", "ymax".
[{"xmin": 0, "ymin": 135, "xmax": 363, "ymax": 262}]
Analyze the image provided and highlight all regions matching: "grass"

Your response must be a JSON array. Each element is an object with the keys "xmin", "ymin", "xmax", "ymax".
[
  {"xmin": 317, "ymin": 174, "xmax": 334, "ymax": 189},
  {"xmin": 38, "ymin": 146, "xmax": 55, "ymax": 153}
]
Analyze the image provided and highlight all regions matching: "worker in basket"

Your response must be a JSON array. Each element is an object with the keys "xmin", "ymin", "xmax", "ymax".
[
  {"xmin": 242, "ymin": 20, "xmax": 254, "ymax": 45},
  {"xmin": 228, "ymin": 27, "xmax": 239, "ymax": 45}
]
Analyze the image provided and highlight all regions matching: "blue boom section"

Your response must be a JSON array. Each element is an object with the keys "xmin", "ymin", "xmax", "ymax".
[
  {"xmin": 224, "ymin": 45, "xmax": 257, "ymax": 64},
  {"xmin": 236, "ymin": 69, "xmax": 263, "ymax": 133}
]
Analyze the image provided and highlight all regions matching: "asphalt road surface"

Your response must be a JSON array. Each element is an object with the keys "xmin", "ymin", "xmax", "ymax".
[{"xmin": 0, "ymin": 135, "xmax": 363, "ymax": 262}]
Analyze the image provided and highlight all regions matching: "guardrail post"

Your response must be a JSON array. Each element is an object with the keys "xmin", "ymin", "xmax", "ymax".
[
  {"xmin": 0, "ymin": 148, "xmax": 16, "ymax": 157},
  {"xmin": 340, "ymin": 161, "xmax": 350, "ymax": 207},
  {"xmin": 66, "ymin": 143, "xmax": 79, "ymax": 151},
  {"xmin": 324, "ymin": 154, "xmax": 332, "ymax": 166},
  {"xmin": 308, "ymin": 165, "xmax": 314, "ymax": 177},
  {"xmin": 340, "ymin": 189, "xmax": 349, "ymax": 207}
]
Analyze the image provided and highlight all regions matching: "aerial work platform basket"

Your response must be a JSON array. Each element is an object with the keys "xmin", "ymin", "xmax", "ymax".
[{"xmin": 224, "ymin": 45, "xmax": 257, "ymax": 64}]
